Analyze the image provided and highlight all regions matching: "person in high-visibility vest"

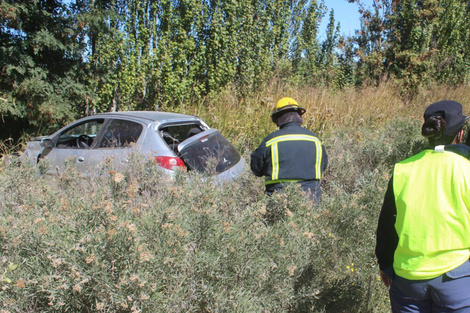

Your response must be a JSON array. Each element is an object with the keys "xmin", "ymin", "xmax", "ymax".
[
  {"xmin": 376, "ymin": 100, "xmax": 470, "ymax": 312},
  {"xmin": 250, "ymin": 97, "xmax": 328, "ymax": 202}
]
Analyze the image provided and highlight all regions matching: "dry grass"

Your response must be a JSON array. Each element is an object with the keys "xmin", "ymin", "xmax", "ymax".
[{"xmin": 167, "ymin": 83, "xmax": 470, "ymax": 153}]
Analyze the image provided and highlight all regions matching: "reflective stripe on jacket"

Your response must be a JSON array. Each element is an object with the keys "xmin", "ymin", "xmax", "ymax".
[
  {"xmin": 250, "ymin": 123, "xmax": 328, "ymax": 187},
  {"xmin": 265, "ymin": 134, "xmax": 323, "ymax": 183}
]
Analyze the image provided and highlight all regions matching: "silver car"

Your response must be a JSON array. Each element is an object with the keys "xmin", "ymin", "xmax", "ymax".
[{"xmin": 21, "ymin": 111, "xmax": 245, "ymax": 181}]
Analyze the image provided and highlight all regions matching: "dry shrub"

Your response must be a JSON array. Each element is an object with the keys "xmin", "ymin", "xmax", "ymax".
[
  {"xmin": 1, "ymin": 84, "xmax": 470, "ymax": 312},
  {"xmin": 0, "ymin": 155, "xmax": 394, "ymax": 312}
]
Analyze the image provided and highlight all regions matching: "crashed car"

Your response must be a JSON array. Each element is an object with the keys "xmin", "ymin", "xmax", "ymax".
[{"xmin": 21, "ymin": 111, "xmax": 245, "ymax": 181}]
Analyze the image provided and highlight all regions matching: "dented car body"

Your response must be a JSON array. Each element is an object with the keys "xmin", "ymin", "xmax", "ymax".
[{"xmin": 22, "ymin": 111, "xmax": 245, "ymax": 181}]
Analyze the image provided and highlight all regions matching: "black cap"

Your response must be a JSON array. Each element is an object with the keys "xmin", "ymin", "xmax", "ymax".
[{"xmin": 424, "ymin": 100, "xmax": 467, "ymax": 136}]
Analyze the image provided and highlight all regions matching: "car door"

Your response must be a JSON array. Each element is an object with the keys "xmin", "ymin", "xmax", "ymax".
[{"xmin": 42, "ymin": 119, "xmax": 105, "ymax": 173}]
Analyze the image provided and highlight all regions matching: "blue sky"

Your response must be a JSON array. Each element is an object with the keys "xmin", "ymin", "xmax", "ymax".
[{"xmin": 319, "ymin": 0, "xmax": 374, "ymax": 39}]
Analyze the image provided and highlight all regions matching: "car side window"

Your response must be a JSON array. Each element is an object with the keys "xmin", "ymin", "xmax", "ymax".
[
  {"xmin": 56, "ymin": 119, "xmax": 104, "ymax": 149},
  {"xmin": 99, "ymin": 119, "xmax": 143, "ymax": 148}
]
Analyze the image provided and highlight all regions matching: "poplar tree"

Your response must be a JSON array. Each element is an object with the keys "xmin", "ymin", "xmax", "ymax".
[{"xmin": 294, "ymin": 0, "xmax": 323, "ymax": 82}]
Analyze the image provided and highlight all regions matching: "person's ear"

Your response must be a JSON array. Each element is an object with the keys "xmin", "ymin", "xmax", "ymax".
[{"xmin": 456, "ymin": 129, "xmax": 465, "ymax": 143}]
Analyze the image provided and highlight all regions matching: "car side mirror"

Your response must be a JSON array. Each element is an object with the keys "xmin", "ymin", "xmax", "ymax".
[{"xmin": 40, "ymin": 138, "xmax": 54, "ymax": 149}]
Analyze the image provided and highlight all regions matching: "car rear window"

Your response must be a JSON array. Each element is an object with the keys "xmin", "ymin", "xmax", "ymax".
[{"xmin": 178, "ymin": 132, "xmax": 241, "ymax": 174}]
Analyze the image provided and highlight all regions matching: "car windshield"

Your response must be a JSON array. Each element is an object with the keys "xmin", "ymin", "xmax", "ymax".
[{"xmin": 178, "ymin": 131, "xmax": 241, "ymax": 174}]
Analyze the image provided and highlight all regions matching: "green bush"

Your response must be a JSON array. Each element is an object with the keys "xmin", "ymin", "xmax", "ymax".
[{"xmin": 0, "ymin": 118, "xmax": 425, "ymax": 312}]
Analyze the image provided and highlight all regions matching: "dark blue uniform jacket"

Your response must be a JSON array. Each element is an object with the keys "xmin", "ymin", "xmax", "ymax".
[{"xmin": 250, "ymin": 122, "xmax": 328, "ymax": 200}]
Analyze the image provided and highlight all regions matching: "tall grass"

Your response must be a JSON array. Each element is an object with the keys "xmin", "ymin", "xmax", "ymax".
[
  {"xmin": 170, "ymin": 83, "xmax": 470, "ymax": 151},
  {"xmin": 1, "ymin": 84, "xmax": 470, "ymax": 312}
]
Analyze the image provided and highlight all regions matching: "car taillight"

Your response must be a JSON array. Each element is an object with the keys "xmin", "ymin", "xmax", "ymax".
[{"xmin": 155, "ymin": 156, "xmax": 186, "ymax": 170}]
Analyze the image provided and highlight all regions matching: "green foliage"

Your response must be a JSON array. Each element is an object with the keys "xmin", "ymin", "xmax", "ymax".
[
  {"xmin": 73, "ymin": 0, "xmax": 322, "ymax": 111},
  {"xmin": 0, "ymin": 0, "xmax": 89, "ymax": 134},
  {"xmin": 355, "ymin": 0, "xmax": 470, "ymax": 93},
  {"xmin": 354, "ymin": 0, "xmax": 388, "ymax": 86},
  {"xmin": 319, "ymin": 10, "xmax": 340, "ymax": 70},
  {"xmin": 332, "ymin": 38, "xmax": 357, "ymax": 90},
  {"xmin": 430, "ymin": 0, "xmax": 470, "ymax": 85},
  {"xmin": 294, "ymin": 1, "xmax": 324, "ymax": 82}
]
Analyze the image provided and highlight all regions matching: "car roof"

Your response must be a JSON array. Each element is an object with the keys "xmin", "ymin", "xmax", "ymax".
[{"xmin": 90, "ymin": 111, "xmax": 202, "ymax": 124}]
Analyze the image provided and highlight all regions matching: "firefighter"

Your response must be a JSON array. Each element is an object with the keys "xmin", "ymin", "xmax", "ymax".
[
  {"xmin": 250, "ymin": 97, "xmax": 328, "ymax": 202},
  {"xmin": 375, "ymin": 100, "xmax": 470, "ymax": 312}
]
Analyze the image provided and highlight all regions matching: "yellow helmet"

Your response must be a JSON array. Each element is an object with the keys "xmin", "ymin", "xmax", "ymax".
[{"xmin": 271, "ymin": 97, "xmax": 306, "ymax": 117}]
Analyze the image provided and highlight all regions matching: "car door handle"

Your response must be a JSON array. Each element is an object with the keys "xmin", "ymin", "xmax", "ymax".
[
  {"xmin": 77, "ymin": 156, "xmax": 85, "ymax": 163},
  {"xmin": 120, "ymin": 159, "xmax": 129, "ymax": 164}
]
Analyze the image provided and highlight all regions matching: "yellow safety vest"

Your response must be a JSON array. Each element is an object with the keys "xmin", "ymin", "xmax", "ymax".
[{"xmin": 393, "ymin": 149, "xmax": 470, "ymax": 279}]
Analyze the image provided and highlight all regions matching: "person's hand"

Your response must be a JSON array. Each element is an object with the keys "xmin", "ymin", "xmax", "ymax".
[{"xmin": 380, "ymin": 270, "xmax": 392, "ymax": 288}]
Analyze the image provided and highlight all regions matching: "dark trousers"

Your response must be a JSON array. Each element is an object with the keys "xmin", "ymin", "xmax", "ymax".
[{"xmin": 389, "ymin": 260, "xmax": 470, "ymax": 312}]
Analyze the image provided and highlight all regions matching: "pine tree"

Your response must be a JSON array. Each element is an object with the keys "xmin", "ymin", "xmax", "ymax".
[{"xmin": 0, "ymin": 0, "xmax": 88, "ymax": 136}]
